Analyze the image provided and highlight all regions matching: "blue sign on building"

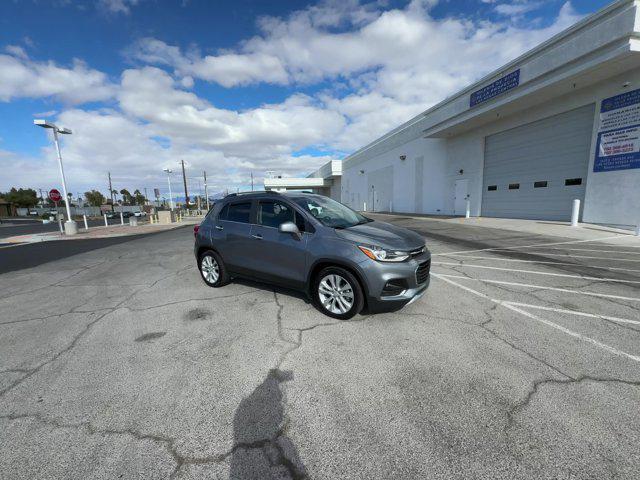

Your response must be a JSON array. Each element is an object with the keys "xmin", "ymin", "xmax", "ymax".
[
  {"xmin": 600, "ymin": 88, "xmax": 640, "ymax": 113},
  {"xmin": 470, "ymin": 70, "xmax": 520, "ymax": 108},
  {"xmin": 593, "ymin": 88, "xmax": 640, "ymax": 173}
]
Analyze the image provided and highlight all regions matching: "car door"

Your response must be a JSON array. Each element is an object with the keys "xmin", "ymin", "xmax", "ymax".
[
  {"xmin": 249, "ymin": 199, "xmax": 309, "ymax": 287},
  {"xmin": 197, "ymin": 207, "xmax": 216, "ymax": 245},
  {"xmin": 214, "ymin": 200, "xmax": 254, "ymax": 272}
]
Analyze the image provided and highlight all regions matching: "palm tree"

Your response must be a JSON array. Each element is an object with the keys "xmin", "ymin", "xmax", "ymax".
[{"xmin": 120, "ymin": 189, "xmax": 131, "ymax": 205}]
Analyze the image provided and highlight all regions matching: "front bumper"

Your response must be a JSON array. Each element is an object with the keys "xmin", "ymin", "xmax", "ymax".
[{"xmin": 359, "ymin": 253, "xmax": 431, "ymax": 313}]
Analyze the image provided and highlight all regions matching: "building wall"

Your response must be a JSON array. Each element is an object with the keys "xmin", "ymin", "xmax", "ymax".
[
  {"xmin": 343, "ymin": 68, "xmax": 640, "ymax": 224},
  {"xmin": 328, "ymin": 177, "xmax": 341, "ymax": 201},
  {"xmin": 583, "ymin": 73, "xmax": 640, "ymax": 226},
  {"xmin": 342, "ymin": 137, "xmax": 447, "ymax": 213}
]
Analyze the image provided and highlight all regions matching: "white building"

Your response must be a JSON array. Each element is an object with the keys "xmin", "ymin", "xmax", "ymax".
[
  {"xmin": 342, "ymin": 0, "xmax": 640, "ymax": 227},
  {"xmin": 264, "ymin": 160, "xmax": 342, "ymax": 200}
]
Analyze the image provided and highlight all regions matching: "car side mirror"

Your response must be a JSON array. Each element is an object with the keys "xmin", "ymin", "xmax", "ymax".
[{"xmin": 279, "ymin": 221, "xmax": 302, "ymax": 239}]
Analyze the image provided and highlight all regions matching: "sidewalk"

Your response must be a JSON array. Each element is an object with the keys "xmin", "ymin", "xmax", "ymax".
[
  {"xmin": 1, "ymin": 218, "xmax": 200, "ymax": 244},
  {"xmin": 370, "ymin": 212, "xmax": 640, "ymax": 242}
]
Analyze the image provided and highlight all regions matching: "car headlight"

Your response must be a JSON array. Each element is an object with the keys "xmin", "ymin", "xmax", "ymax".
[{"xmin": 358, "ymin": 245, "xmax": 410, "ymax": 262}]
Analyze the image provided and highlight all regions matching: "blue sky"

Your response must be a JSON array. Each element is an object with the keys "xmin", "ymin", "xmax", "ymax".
[{"xmin": 0, "ymin": 0, "xmax": 611, "ymax": 197}]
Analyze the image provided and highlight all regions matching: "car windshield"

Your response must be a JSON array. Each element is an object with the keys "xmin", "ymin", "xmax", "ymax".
[{"xmin": 293, "ymin": 196, "xmax": 371, "ymax": 229}]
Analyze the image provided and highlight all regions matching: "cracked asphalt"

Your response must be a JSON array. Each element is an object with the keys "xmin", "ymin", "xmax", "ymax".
[{"xmin": 1, "ymin": 218, "xmax": 639, "ymax": 479}]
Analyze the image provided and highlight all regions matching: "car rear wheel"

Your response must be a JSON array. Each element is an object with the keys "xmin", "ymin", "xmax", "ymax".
[
  {"xmin": 199, "ymin": 250, "xmax": 229, "ymax": 287},
  {"xmin": 314, "ymin": 266, "xmax": 364, "ymax": 320}
]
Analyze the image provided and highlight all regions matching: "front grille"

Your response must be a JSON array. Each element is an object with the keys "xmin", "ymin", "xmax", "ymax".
[
  {"xmin": 416, "ymin": 260, "xmax": 431, "ymax": 284},
  {"xmin": 409, "ymin": 246, "xmax": 426, "ymax": 257}
]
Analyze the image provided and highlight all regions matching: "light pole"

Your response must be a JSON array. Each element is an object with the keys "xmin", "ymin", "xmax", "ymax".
[
  {"xmin": 34, "ymin": 119, "xmax": 78, "ymax": 235},
  {"xmin": 203, "ymin": 171, "xmax": 209, "ymax": 211},
  {"xmin": 163, "ymin": 168, "xmax": 174, "ymax": 209}
]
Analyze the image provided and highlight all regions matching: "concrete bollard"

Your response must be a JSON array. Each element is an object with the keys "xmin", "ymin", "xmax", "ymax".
[
  {"xmin": 57, "ymin": 215, "xmax": 63, "ymax": 234},
  {"xmin": 104, "ymin": 214, "xmax": 108, "ymax": 226},
  {"xmin": 83, "ymin": 215, "xmax": 88, "ymax": 230},
  {"xmin": 571, "ymin": 199, "xmax": 580, "ymax": 227},
  {"xmin": 129, "ymin": 216, "xmax": 138, "ymax": 227},
  {"xmin": 465, "ymin": 199, "xmax": 471, "ymax": 219},
  {"xmin": 120, "ymin": 212, "xmax": 124, "ymax": 225}
]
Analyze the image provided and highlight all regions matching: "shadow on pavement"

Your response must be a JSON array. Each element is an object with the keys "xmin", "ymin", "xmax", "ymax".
[
  {"xmin": 232, "ymin": 277, "xmax": 311, "ymax": 304},
  {"xmin": 230, "ymin": 368, "xmax": 307, "ymax": 480}
]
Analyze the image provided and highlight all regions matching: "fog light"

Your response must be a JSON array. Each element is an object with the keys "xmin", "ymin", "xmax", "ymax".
[{"xmin": 381, "ymin": 279, "xmax": 406, "ymax": 297}]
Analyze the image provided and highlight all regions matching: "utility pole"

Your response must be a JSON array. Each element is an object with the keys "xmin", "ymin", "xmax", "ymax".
[
  {"xmin": 180, "ymin": 159, "xmax": 189, "ymax": 209},
  {"xmin": 144, "ymin": 187, "xmax": 148, "ymax": 205},
  {"xmin": 203, "ymin": 171, "xmax": 209, "ymax": 211},
  {"xmin": 38, "ymin": 188, "xmax": 44, "ymax": 207},
  {"xmin": 108, "ymin": 172, "xmax": 114, "ymax": 211},
  {"xmin": 251, "ymin": 172, "xmax": 254, "ymax": 191}
]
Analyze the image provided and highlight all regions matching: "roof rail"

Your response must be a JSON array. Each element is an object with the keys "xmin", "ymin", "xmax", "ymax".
[{"xmin": 224, "ymin": 190, "xmax": 281, "ymax": 198}]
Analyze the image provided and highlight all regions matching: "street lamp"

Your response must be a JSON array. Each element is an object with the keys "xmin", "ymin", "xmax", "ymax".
[
  {"xmin": 163, "ymin": 168, "xmax": 174, "ymax": 210},
  {"xmin": 34, "ymin": 119, "xmax": 78, "ymax": 235}
]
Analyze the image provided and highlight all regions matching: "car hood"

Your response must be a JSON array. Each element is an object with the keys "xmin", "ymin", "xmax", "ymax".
[{"xmin": 334, "ymin": 220, "xmax": 425, "ymax": 250}]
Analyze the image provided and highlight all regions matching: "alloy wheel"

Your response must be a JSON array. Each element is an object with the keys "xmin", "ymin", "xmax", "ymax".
[
  {"xmin": 318, "ymin": 274, "xmax": 354, "ymax": 315},
  {"xmin": 201, "ymin": 255, "xmax": 220, "ymax": 284}
]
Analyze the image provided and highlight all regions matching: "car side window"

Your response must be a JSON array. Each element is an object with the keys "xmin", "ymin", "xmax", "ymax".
[
  {"xmin": 218, "ymin": 204, "xmax": 229, "ymax": 221},
  {"xmin": 257, "ymin": 200, "xmax": 295, "ymax": 229},
  {"xmin": 225, "ymin": 202, "xmax": 251, "ymax": 223},
  {"xmin": 294, "ymin": 211, "xmax": 307, "ymax": 233}
]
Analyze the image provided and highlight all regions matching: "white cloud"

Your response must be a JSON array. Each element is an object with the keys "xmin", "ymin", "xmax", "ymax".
[
  {"xmin": 0, "ymin": 53, "xmax": 115, "ymax": 104},
  {"xmin": 130, "ymin": 1, "xmax": 579, "ymax": 94},
  {"xmin": 33, "ymin": 110, "xmax": 59, "ymax": 117},
  {"xmin": 117, "ymin": 67, "xmax": 345, "ymax": 157},
  {"xmin": 0, "ymin": 67, "xmax": 345, "ymax": 194},
  {"xmin": 4, "ymin": 45, "xmax": 28, "ymax": 59},
  {"xmin": 97, "ymin": 0, "xmax": 141, "ymax": 14},
  {"xmin": 495, "ymin": 1, "xmax": 544, "ymax": 17}
]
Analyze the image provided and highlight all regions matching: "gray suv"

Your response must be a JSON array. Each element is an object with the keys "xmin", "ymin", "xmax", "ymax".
[{"xmin": 194, "ymin": 192, "xmax": 430, "ymax": 319}]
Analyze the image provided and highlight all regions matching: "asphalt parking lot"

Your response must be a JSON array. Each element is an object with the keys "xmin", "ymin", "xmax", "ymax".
[
  {"xmin": 1, "ymin": 216, "xmax": 639, "ymax": 479},
  {"xmin": 0, "ymin": 217, "xmax": 125, "ymax": 238}
]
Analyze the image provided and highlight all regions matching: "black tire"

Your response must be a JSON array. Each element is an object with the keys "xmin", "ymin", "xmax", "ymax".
[
  {"xmin": 313, "ymin": 266, "xmax": 364, "ymax": 320},
  {"xmin": 198, "ymin": 250, "xmax": 230, "ymax": 287}
]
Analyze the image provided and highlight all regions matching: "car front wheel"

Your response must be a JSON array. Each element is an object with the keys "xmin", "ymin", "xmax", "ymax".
[{"xmin": 314, "ymin": 266, "xmax": 364, "ymax": 320}]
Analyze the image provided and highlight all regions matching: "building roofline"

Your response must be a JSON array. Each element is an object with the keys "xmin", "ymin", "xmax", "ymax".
[{"xmin": 343, "ymin": 0, "xmax": 633, "ymax": 164}]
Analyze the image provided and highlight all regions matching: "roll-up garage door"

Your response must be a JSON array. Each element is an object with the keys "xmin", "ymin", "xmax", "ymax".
[{"xmin": 482, "ymin": 104, "xmax": 595, "ymax": 220}]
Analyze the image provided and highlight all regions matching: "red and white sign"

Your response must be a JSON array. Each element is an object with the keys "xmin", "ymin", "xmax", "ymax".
[{"xmin": 49, "ymin": 189, "xmax": 62, "ymax": 203}]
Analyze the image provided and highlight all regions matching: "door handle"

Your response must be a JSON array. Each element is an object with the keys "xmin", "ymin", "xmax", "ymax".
[
  {"xmin": 215, "ymin": 225, "xmax": 223, "ymax": 231},
  {"xmin": 251, "ymin": 234, "xmax": 263, "ymax": 240}
]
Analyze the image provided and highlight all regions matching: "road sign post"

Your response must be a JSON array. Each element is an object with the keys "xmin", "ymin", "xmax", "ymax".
[{"xmin": 49, "ymin": 190, "xmax": 65, "ymax": 234}]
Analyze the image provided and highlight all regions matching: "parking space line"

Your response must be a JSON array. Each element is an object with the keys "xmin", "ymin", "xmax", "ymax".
[
  {"xmin": 440, "ymin": 254, "xmax": 640, "ymax": 273},
  {"xmin": 432, "ymin": 262, "xmax": 640, "ymax": 284},
  {"xmin": 432, "ymin": 273, "xmax": 640, "ymax": 364},
  {"xmin": 433, "ymin": 274, "xmax": 640, "ymax": 303},
  {"xmin": 515, "ymin": 247, "xmax": 640, "ymax": 255},
  {"xmin": 491, "ymin": 252, "xmax": 640, "ymax": 263},
  {"xmin": 432, "ymin": 235, "xmax": 626, "ymax": 256},
  {"xmin": 503, "ymin": 302, "xmax": 640, "ymax": 326}
]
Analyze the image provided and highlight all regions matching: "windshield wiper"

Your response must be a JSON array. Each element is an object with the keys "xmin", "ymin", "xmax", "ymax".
[{"xmin": 334, "ymin": 221, "xmax": 364, "ymax": 229}]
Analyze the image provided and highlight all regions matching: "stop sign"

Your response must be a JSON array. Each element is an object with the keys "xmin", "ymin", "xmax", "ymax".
[{"xmin": 49, "ymin": 189, "xmax": 62, "ymax": 203}]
